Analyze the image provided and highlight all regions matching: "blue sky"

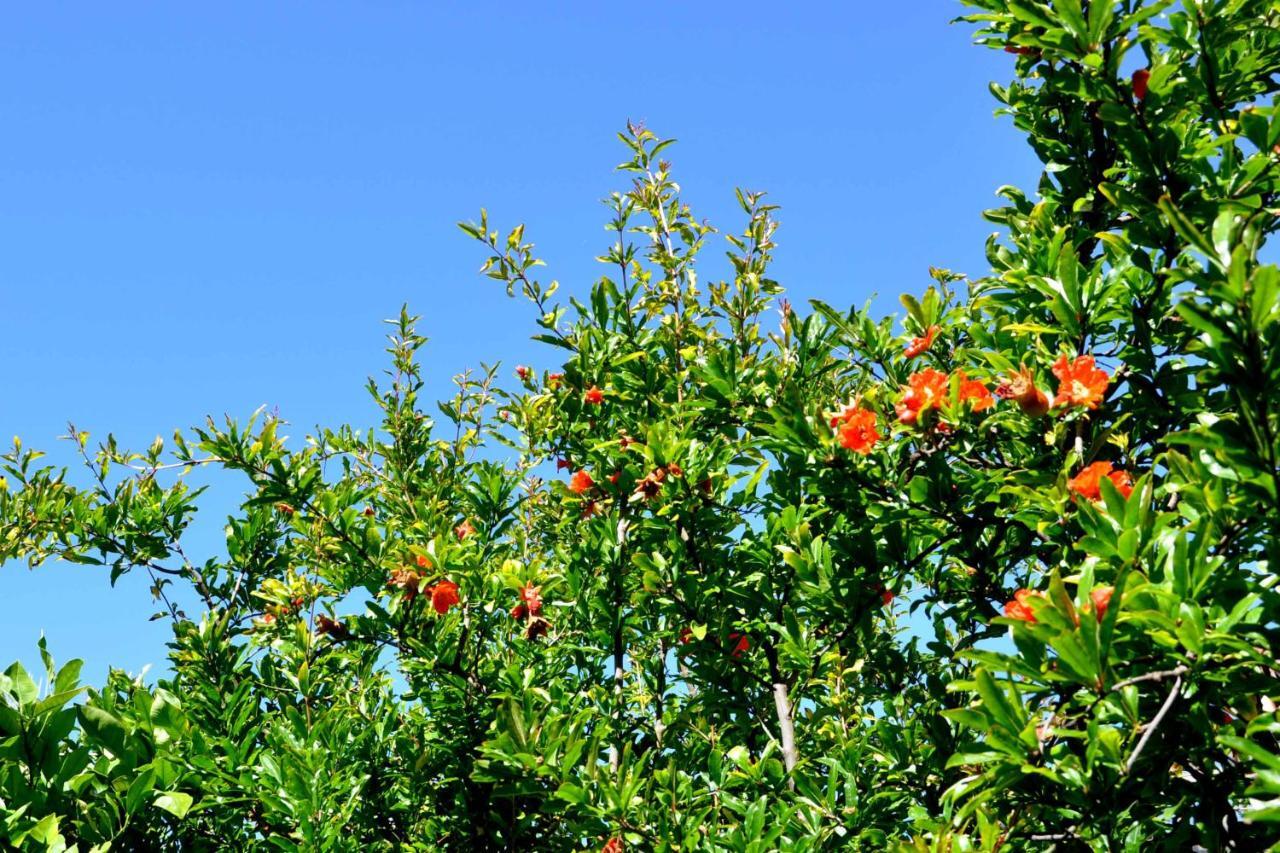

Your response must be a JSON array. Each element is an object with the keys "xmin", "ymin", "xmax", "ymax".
[{"xmin": 1, "ymin": 2, "xmax": 1040, "ymax": 686}]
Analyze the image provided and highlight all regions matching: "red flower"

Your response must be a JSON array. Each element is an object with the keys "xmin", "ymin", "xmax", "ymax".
[
  {"xmin": 415, "ymin": 554, "xmax": 432, "ymax": 569},
  {"xmin": 584, "ymin": 385, "xmax": 605, "ymax": 405},
  {"xmin": 880, "ymin": 586, "xmax": 894, "ymax": 607},
  {"xmin": 956, "ymin": 372, "xmax": 995, "ymax": 412},
  {"xmin": 429, "ymin": 580, "xmax": 460, "ymax": 615},
  {"xmin": 666, "ymin": 462, "xmax": 683, "ymax": 478},
  {"xmin": 516, "ymin": 365, "xmax": 531, "ymax": 381},
  {"xmin": 896, "ymin": 368, "xmax": 949, "ymax": 425},
  {"xmin": 569, "ymin": 470, "xmax": 595, "ymax": 494},
  {"xmin": 276, "ymin": 502, "xmax": 295, "ymax": 515},
  {"xmin": 995, "ymin": 367, "xmax": 1050, "ymax": 417},
  {"xmin": 679, "ymin": 626, "xmax": 695, "ymax": 645},
  {"xmin": 363, "ymin": 506, "xmax": 375, "ymax": 517},
  {"xmin": 581, "ymin": 499, "xmax": 600, "ymax": 518},
  {"xmin": 454, "ymin": 519, "xmax": 476, "ymax": 540},
  {"xmin": 608, "ymin": 471, "xmax": 621, "ymax": 485},
  {"xmin": 1004, "ymin": 589, "xmax": 1041, "ymax": 623},
  {"xmin": 511, "ymin": 603, "xmax": 527, "ymax": 620},
  {"xmin": 728, "ymin": 631, "xmax": 749, "ymax": 659},
  {"xmin": 1090, "ymin": 586, "xmax": 1114, "ymax": 622},
  {"xmin": 548, "ymin": 372, "xmax": 564, "ymax": 389},
  {"xmin": 519, "ymin": 583, "xmax": 543, "ymax": 617},
  {"xmin": 904, "ymin": 324, "xmax": 940, "ymax": 358},
  {"xmin": 1052, "ymin": 355, "xmax": 1109, "ymax": 410},
  {"xmin": 556, "ymin": 458, "xmax": 572, "ymax": 471},
  {"xmin": 1068, "ymin": 461, "xmax": 1134, "ymax": 502},
  {"xmin": 832, "ymin": 405, "xmax": 881, "ymax": 455},
  {"xmin": 602, "ymin": 838, "xmax": 624, "ymax": 853},
  {"xmin": 1132, "ymin": 68, "xmax": 1150, "ymax": 101},
  {"xmin": 261, "ymin": 612, "xmax": 276, "ymax": 625}
]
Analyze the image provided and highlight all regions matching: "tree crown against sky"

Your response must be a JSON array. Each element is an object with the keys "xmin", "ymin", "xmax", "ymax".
[{"xmin": 4, "ymin": 0, "xmax": 1280, "ymax": 849}]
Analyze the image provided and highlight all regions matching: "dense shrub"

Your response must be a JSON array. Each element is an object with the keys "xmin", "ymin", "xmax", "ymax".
[{"xmin": 4, "ymin": 0, "xmax": 1280, "ymax": 848}]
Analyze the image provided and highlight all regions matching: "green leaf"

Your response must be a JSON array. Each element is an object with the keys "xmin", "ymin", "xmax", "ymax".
[{"xmin": 154, "ymin": 791, "xmax": 194, "ymax": 819}]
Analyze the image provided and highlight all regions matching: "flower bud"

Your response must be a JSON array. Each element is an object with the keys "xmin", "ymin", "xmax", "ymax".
[{"xmin": 995, "ymin": 368, "xmax": 1050, "ymax": 417}]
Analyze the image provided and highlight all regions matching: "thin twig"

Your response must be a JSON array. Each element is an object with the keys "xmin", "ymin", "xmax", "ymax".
[
  {"xmin": 1125, "ymin": 675, "xmax": 1182, "ymax": 775},
  {"xmin": 1110, "ymin": 665, "xmax": 1189, "ymax": 693},
  {"xmin": 1029, "ymin": 831, "xmax": 1077, "ymax": 842}
]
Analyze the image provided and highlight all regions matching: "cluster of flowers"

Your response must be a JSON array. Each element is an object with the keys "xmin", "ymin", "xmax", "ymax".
[
  {"xmin": 1004, "ymin": 585, "xmax": 1114, "ymax": 626},
  {"xmin": 510, "ymin": 582, "xmax": 549, "ymax": 640},
  {"xmin": 832, "ymin": 342, "xmax": 1112, "ymax": 456},
  {"xmin": 679, "ymin": 626, "xmax": 751, "ymax": 659},
  {"xmin": 259, "ymin": 595, "xmax": 306, "ymax": 625},
  {"xmin": 834, "ymin": 339, "xmax": 1127, "ymax": 497},
  {"xmin": 379, "ymin": 519, "xmax": 478, "ymax": 614},
  {"xmin": 834, "ymin": 329, "xmax": 1135, "ymax": 630},
  {"xmin": 565, "ymin": 459, "xmax": 686, "ymax": 517},
  {"xmin": 387, "ymin": 554, "xmax": 460, "ymax": 615}
]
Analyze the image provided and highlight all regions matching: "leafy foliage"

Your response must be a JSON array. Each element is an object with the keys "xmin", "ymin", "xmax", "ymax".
[{"xmin": 3, "ymin": 0, "xmax": 1280, "ymax": 849}]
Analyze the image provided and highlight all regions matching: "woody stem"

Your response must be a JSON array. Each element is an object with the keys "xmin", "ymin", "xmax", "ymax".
[{"xmin": 765, "ymin": 643, "xmax": 799, "ymax": 786}]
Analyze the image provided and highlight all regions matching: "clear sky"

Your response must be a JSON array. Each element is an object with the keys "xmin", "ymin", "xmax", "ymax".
[{"xmin": 1, "ymin": 1, "xmax": 1040, "ymax": 686}]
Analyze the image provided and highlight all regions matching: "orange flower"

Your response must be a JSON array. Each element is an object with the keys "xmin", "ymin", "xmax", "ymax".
[
  {"xmin": 569, "ymin": 470, "xmax": 594, "ymax": 494},
  {"xmin": 904, "ymin": 324, "xmax": 940, "ymax": 359},
  {"xmin": 315, "ymin": 614, "xmax": 349, "ymax": 640},
  {"xmin": 634, "ymin": 467, "xmax": 668, "ymax": 500},
  {"xmin": 666, "ymin": 462, "xmax": 683, "ymax": 478},
  {"xmin": 1052, "ymin": 355, "xmax": 1109, "ymax": 410},
  {"xmin": 261, "ymin": 612, "xmax": 276, "ymax": 625},
  {"xmin": 415, "ymin": 554, "xmax": 432, "ymax": 569},
  {"xmin": 832, "ymin": 405, "xmax": 881, "ymax": 455},
  {"xmin": 584, "ymin": 385, "xmax": 605, "ymax": 405},
  {"xmin": 995, "ymin": 367, "xmax": 1050, "ymax": 417},
  {"xmin": 388, "ymin": 567, "xmax": 425, "ymax": 601},
  {"xmin": 520, "ymin": 583, "xmax": 543, "ymax": 617},
  {"xmin": 896, "ymin": 368, "xmax": 949, "ymax": 425},
  {"xmin": 275, "ymin": 502, "xmax": 295, "ymax": 515},
  {"xmin": 1132, "ymin": 68, "xmax": 1150, "ymax": 101},
  {"xmin": 1068, "ymin": 461, "xmax": 1134, "ymax": 501},
  {"xmin": 956, "ymin": 372, "xmax": 994, "ymax": 412},
  {"xmin": 1090, "ymin": 586, "xmax": 1114, "ymax": 622},
  {"xmin": 454, "ymin": 519, "xmax": 476, "ymax": 540},
  {"xmin": 1003, "ymin": 589, "xmax": 1041, "ymax": 623},
  {"xmin": 602, "ymin": 838, "xmax": 624, "ymax": 853},
  {"xmin": 429, "ymin": 580, "xmax": 460, "ymax": 615}
]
